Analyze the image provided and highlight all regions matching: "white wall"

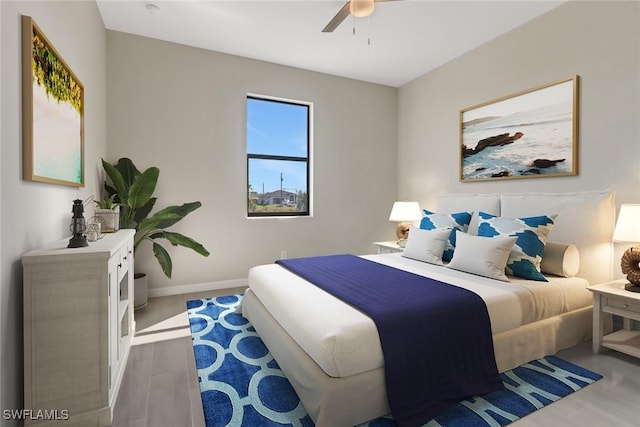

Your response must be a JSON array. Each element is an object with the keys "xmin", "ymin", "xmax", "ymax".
[
  {"xmin": 0, "ymin": 1, "xmax": 107, "ymax": 419},
  {"xmin": 398, "ymin": 1, "xmax": 639, "ymax": 208},
  {"xmin": 106, "ymin": 31, "xmax": 398, "ymax": 293}
]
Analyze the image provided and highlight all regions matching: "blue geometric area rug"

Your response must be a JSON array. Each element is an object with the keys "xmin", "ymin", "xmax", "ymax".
[{"xmin": 187, "ymin": 295, "xmax": 602, "ymax": 427}]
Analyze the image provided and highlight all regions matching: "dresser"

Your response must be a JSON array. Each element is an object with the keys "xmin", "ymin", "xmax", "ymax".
[{"xmin": 22, "ymin": 230, "xmax": 135, "ymax": 426}]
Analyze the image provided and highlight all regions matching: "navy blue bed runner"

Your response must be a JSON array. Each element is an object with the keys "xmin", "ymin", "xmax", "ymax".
[{"xmin": 276, "ymin": 254, "xmax": 503, "ymax": 427}]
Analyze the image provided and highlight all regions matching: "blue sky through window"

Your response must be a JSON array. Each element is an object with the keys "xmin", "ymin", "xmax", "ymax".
[{"xmin": 247, "ymin": 97, "xmax": 308, "ymax": 194}]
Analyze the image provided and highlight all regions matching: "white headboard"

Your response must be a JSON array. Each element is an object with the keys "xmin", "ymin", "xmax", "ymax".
[{"xmin": 435, "ymin": 189, "xmax": 616, "ymax": 284}]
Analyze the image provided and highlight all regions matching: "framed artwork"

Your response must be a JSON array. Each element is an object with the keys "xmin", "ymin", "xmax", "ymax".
[
  {"xmin": 22, "ymin": 15, "xmax": 84, "ymax": 187},
  {"xmin": 460, "ymin": 76, "xmax": 579, "ymax": 182}
]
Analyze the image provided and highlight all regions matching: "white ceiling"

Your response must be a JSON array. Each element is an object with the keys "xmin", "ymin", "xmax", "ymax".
[{"xmin": 96, "ymin": 0, "xmax": 565, "ymax": 87}]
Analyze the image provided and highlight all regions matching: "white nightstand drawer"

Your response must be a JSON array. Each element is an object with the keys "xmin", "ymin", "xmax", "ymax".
[{"xmin": 604, "ymin": 295, "xmax": 640, "ymax": 314}]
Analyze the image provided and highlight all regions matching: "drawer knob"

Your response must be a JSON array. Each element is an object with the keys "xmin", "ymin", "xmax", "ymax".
[{"xmin": 624, "ymin": 303, "xmax": 629, "ymax": 308}]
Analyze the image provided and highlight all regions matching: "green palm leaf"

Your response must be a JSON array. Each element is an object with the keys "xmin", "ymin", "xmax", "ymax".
[
  {"xmin": 104, "ymin": 183, "xmax": 117, "ymax": 200},
  {"xmin": 152, "ymin": 242, "xmax": 172, "ymax": 278},
  {"xmin": 128, "ymin": 167, "xmax": 159, "ymax": 209},
  {"xmin": 139, "ymin": 202, "xmax": 201, "ymax": 231},
  {"xmin": 137, "ymin": 213, "xmax": 181, "ymax": 233},
  {"xmin": 101, "ymin": 159, "xmax": 127, "ymax": 201},
  {"xmin": 134, "ymin": 197, "xmax": 157, "ymax": 224},
  {"xmin": 115, "ymin": 158, "xmax": 141, "ymax": 187},
  {"xmin": 149, "ymin": 231, "xmax": 210, "ymax": 257}
]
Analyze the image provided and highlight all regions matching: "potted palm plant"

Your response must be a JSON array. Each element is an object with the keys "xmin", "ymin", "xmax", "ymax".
[{"xmin": 101, "ymin": 158, "xmax": 210, "ymax": 309}]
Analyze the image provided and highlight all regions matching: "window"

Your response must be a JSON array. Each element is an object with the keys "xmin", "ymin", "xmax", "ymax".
[{"xmin": 247, "ymin": 95, "xmax": 311, "ymax": 217}]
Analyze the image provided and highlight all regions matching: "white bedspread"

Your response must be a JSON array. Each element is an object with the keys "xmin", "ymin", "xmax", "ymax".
[{"xmin": 245, "ymin": 253, "xmax": 591, "ymax": 379}]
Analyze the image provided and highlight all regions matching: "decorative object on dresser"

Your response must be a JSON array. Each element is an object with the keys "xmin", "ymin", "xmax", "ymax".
[
  {"xmin": 22, "ymin": 230, "xmax": 136, "ymax": 426},
  {"xmin": 67, "ymin": 199, "xmax": 88, "ymax": 248},
  {"xmin": 86, "ymin": 219, "xmax": 103, "ymax": 242},
  {"xmin": 388, "ymin": 201, "xmax": 421, "ymax": 247},
  {"xmin": 460, "ymin": 76, "xmax": 579, "ymax": 182},
  {"xmin": 101, "ymin": 158, "xmax": 210, "ymax": 308},
  {"xmin": 612, "ymin": 204, "xmax": 640, "ymax": 292},
  {"xmin": 21, "ymin": 16, "xmax": 84, "ymax": 187},
  {"xmin": 93, "ymin": 194, "xmax": 120, "ymax": 233}
]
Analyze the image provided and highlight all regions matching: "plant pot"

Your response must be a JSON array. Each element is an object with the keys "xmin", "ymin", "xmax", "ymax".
[
  {"xmin": 94, "ymin": 206, "xmax": 120, "ymax": 233},
  {"xmin": 134, "ymin": 273, "xmax": 148, "ymax": 310}
]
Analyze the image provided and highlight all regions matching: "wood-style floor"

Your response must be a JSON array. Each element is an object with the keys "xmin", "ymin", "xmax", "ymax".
[{"xmin": 111, "ymin": 288, "xmax": 640, "ymax": 427}]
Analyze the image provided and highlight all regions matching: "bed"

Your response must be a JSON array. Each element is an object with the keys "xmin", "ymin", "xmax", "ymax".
[{"xmin": 240, "ymin": 190, "xmax": 616, "ymax": 426}]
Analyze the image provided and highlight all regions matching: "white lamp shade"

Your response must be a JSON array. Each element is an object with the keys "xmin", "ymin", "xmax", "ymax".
[
  {"xmin": 613, "ymin": 204, "xmax": 640, "ymax": 243},
  {"xmin": 389, "ymin": 201, "xmax": 422, "ymax": 222},
  {"xmin": 350, "ymin": 0, "xmax": 375, "ymax": 18}
]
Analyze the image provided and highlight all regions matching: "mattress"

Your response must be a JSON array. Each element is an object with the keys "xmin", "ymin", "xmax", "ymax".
[{"xmin": 245, "ymin": 253, "xmax": 591, "ymax": 379}]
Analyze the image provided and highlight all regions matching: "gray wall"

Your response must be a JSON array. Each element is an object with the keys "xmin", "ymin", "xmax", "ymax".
[
  {"xmin": 398, "ymin": 1, "xmax": 639, "ymax": 209},
  {"xmin": 106, "ymin": 31, "xmax": 398, "ymax": 292},
  {"xmin": 1, "ymin": 0, "xmax": 107, "ymax": 419}
]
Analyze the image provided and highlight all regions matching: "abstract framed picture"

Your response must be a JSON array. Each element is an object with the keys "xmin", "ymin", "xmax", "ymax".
[
  {"xmin": 460, "ymin": 76, "xmax": 579, "ymax": 182},
  {"xmin": 22, "ymin": 15, "xmax": 84, "ymax": 187}
]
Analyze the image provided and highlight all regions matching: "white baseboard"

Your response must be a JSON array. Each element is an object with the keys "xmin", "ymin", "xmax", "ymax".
[{"xmin": 148, "ymin": 278, "xmax": 248, "ymax": 298}]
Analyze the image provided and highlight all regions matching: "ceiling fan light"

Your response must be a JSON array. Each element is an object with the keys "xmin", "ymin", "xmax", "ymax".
[{"xmin": 350, "ymin": 0, "xmax": 375, "ymax": 18}]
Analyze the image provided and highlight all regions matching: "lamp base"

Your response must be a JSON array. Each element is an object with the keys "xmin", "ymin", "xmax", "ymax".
[
  {"xmin": 395, "ymin": 222, "xmax": 411, "ymax": 240},
  {"xmin": 624, "ymin": 283, "xmax": 640, "ymax": 293}
]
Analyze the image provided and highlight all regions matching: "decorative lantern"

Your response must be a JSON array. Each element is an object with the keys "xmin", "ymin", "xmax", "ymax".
[{"xmin": 68, "ymin": 199, "xmax": 88, "ymax": 248}]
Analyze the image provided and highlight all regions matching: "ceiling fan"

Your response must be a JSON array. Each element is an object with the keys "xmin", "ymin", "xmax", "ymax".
[{"xmin": 322, "ymin": 0, "xmax": 402, "ymax": 33}]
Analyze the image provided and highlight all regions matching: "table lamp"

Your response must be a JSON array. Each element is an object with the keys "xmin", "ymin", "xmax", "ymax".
[
  {"xmin": 612, "ymin": 204, "xmax": 640, "ymax": 292},
  {"xmin": 389, "ymin": 201, "xmax": 422, "ymax": 247}
]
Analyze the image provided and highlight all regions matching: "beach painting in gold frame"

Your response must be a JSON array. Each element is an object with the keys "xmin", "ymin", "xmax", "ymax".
[
  {"xmin": 22, "ymin": 15, "xmax": 84, "ymax": 187},
  {"xmin": 460, "ymin": 76, "xmax": 578, "ymax": 182}
]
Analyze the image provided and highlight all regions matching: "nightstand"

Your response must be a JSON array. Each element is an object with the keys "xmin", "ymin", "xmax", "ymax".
[
  {"xmin": 588, "ymin": 279, "xmax": 640, "ymax": 359},
  {"xmin": 373, "ymin": 241, "xmax": 404, "ymax": 254}
]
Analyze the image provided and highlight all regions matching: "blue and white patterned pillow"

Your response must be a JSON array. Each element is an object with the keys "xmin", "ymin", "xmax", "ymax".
[
  {"xmin": 420, "ymin": 210, "xmax": 472, "ymax": 262},
  {"xmin": 477, "ymin": 212, "xmax": 557, "ymax": 282}
]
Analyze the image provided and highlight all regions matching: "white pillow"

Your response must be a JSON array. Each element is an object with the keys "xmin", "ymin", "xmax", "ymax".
[
  {"xmin": 446, "ymin": 231, "xmax": 516, "ymax": 281},
  {"xmin": 402, "ymin": 227, "xmax": 451, "ymax": 265},
  {"xmin": 541, "ymin": 242, "xmax": 580, "ymax": 277}
]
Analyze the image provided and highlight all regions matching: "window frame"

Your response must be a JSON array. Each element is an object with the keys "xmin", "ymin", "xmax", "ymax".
[{"xmin": 246, "ymin": 94, "xmax": 312, "ymax": 218}]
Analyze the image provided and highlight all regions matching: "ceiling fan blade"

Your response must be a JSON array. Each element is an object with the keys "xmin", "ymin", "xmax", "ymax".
[{"xmin": 322, "ymin": 1, "xmax": 351, "ymax": 33}]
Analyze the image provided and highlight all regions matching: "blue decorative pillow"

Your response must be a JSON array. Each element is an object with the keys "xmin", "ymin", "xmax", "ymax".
[
  {"xmin": 477, "ymin": 212, "xmax": 557, "ymax": 282},
  {"xmin": 420, "ymin": 210, "xmax": 472, "ymax": 262}
]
